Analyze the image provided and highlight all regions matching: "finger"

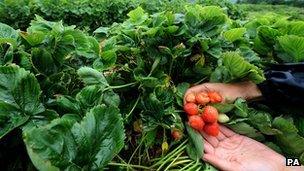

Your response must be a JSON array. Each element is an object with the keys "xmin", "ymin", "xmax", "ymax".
[
  {"xmin": 216, "ymin": 132, "xmax": 227, "ymax": 141},
  {"xmin": 200, "ymin": 131, "xmax": 219, "ymax": 147},
  {"xmin": 219, "ymin": 125, "xmax": 236, "ymax": 137},
  {"xmin": 203, "ymin": 154, "xmax": 232, "ymax": 171},
  {"xmin": 203, "ymin": 139, "xmax": 214, "ymax": 154},
  {"xmin": 188, "ymin": 84, "xmax": 210, "ymax": 93}
]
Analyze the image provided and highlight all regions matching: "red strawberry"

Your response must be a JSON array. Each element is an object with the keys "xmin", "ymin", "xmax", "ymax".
[
  {"xmin": 195, "ymin": 92, "xmax": 210, "ymax": 105},
  {"xmin": 202, "ymin": 106, "xmax": 218, "ymax": 123},
  {"xmin": 188, "ymin": 115, "xmax": 205, "ymax": 131},
  {"xmin": 203, "ymin": 122, "xmax": 219, "ymax": 136},
  {"xmin": 208, "ymin": 92, "xmax": 222, "ymax": 103},
  {"xmin": 185, "ymin": 93, "xmax": 196, "ymax": 103},
  {"xmin": 171, "ymin": 130, "xmax": 182, "ymax": 140},
  {"xmin": 184, "ymin": 103, "xmax": 198, "ymax": 116}
]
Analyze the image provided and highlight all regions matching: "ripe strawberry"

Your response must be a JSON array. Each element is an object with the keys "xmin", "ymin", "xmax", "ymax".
[
  {"xmin": 184, "ymin": 103, "xmax": 198, "ymax": 116},
  {"xmin": 185, "ymin": 93, "xmax": 196, "ymax": 103},
  {"xmin": 188, "ymin": 115, "xmax": 205, "ymax": 131},
  {"xmin": 171, "ymin": 130, "xmax": 182, "ymax": 140},
  {"xmin": 208, "ymin": 92, "xmax": 222, "ymax": 103},
  {"xmin": 195, "ymin": 92, "xmax": 210, "ymax": 105},
  {"xmin": 203, "ymin": 122, "xmax": 219, "ymax": 136},
  {"xmin": 202, "ymin": 106, "xmax": 218, "ymax": 123}
]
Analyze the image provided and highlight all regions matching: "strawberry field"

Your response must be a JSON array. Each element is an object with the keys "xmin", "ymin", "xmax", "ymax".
[{"xmin": 0, "ymin": 0, "xmax": 304, "ymax": 170}]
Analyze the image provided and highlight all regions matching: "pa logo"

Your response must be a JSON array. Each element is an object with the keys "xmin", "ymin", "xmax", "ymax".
[{"xmin": 286, "ymin": 158, "xmax": 301, "ymax": 166}]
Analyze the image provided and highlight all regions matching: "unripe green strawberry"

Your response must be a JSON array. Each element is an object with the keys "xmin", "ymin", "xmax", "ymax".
[
  {"xmin": 188, "ymin": 115, "xmax": 205, "ymax": 131},
  {"xmin": 195, "ymin": 92, "xmax": 210, "ymax": 105},
  {"xmin": 218, "ymin": 113, "xmax": 229, "ymax": 123},
  {"xmin": 203, "ymin": 122, "xmax": 219, "ymax": 136},
  {"xmin": 202, "ymin": 106, "xmax": 218, "ymax": 123},
  {"xmin": 184, "ymin": 103, "xmax": 198, "ymax": 116}
]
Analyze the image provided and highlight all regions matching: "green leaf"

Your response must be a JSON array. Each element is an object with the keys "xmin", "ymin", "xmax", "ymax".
[
  {"xmin": 0, "ymin": 66, "xmax": 44, "ymax": 139},
  {"xmin": 272, "ymin": 117, "xmax": 304, "ymax": 155},
  {"xmin": 24, "ymin": 105, "xmax": 125, "ymax": 170},
  {"xmin": 127, "ymin": 7, "xmax": 148, "ymax": 25},
  {"xmin": 221, "ymin": 52, "xmax": 265, "ymax": 83},
  {"xmin": 234, "ymin": 98, "xmax": 249, "ymax": 117},
  {"xmin": 288, "ymin": 21, "xmax": 304, "ymax": 36},
  {"xmin": 175, "ymin": 82, "xmax": 190, "ymax": 107},
  {"xmin": 211, "ymin": 103, "xmax": 235, "ymax": 113},
  {"xmin": 186, "ymin": 124, "xmax": 204, "ymax": 161},
  {"xmin": 248, "ymin": 109, "xmax": 280, "ymax": 135},
  {"xmin": 264, "ymin": 142, "xmax": 282, "ymax": 154},
  {"xmin": 223, "ymin": 28, "xmax": 246, "ymax": 42},
  {"xmin": 76, "ymin": 85, "xmax": 102, "ymax": 109},
  {"xmin": 20, "ymin": 31, "xmax": 45, "ymax": 46},
  {"xmin": 77, "ymin": 67, "xmax": 109, "ymax": 88},
  {"xmin": 54, "ymin": 96, "xmax": 81, "ymax": 114},
  {"xmin": 257, "ymin": 26, "xmax": 281, "ymax": 46},
  {"xmin": 176, "ymin": 82, "xmax": 190, "ymax": 99},
  {"xmin": 228, "ymin": 122, "xmax": 264, "ymax": 141},
  {"xmin": 143, "ymin": 129, "xmax": 157, "ymax": 147},
  {"xmin": 295, "ymin": 117, "xmax": 304, "ymax": 137},
  {"xmin": 0, "ymin": 102, "xmax": 29, "ymax": 139},
  {"xmin": 0, "ymin": 22, "xmax": 18, "ymax": 48},
  {"xmin": 276, "ymin": 35, "xmax": 304, "ymax": 62},
  {"xmin": 31, "ymin": 48, "xmax": 57, "ymax": 75},
  {"xmin": 210, "ymin": 66, "xmax": 231, "ymax": 83},
  {"xmin": 101, "ymin": 50, "xmax": 117, "ymax": 69},
  {"xmin": 102, "ymin": 90, "xmax": 120, "ymax": 107}
]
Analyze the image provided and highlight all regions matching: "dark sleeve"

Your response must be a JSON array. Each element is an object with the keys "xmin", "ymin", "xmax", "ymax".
[{"xmin": 257, "ymin": 63, "xmax": 304, "ymax": 106}]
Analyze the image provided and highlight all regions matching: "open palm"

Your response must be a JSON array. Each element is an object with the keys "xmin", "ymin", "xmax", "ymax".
[{"xmin": 201, "ymin": 125, "xmax": 288, "ymax": 171}]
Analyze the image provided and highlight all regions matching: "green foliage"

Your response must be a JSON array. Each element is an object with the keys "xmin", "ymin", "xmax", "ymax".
[
  {"xmin": 24, "ymin": 105, "xmax": 125, "ymax": 170},
  {"xmin": 0, "ymin": 66, "xmax": 44, "ymax": 139},
  {"xmin": 238, "ymin": 4, "xmax": 304, "ymax": 21},
  {"xmin": 186, "ymin": 124, "xmax": 204, "ymax": 161},
  {"xmin": 0, "ymin": 0, "xmax": 245, "ymax": 32},
  {"xmin": 0, "ymin": 0, "xmax": 33, "ymax": 30},
  {"xmin": 0, "ymin": 16, "xmax": 126, "ymax": 170}
]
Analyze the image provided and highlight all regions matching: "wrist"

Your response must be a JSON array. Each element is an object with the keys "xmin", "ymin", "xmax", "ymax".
[{"xmin": 238, "ymin": 81, "xmax": 262, "ymax": 100}]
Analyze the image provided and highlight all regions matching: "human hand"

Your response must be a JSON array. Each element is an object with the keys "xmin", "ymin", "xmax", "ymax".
[
  {"xmin": 184, "ymin": 81, "xmax": 262, "ymax": 103},
  {"xmin": 201, "ymin": 125, "xmax": 304, "ymax": 171}
]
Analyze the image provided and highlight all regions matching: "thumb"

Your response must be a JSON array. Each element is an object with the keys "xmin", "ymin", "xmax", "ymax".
[{"xmin": 203, "ymin": 154, "xmax": 233, "ymax": 171}]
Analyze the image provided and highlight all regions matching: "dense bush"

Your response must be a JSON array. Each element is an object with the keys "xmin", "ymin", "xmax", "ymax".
[
  {"xmin": 0, "ymin": 0, "xmax": 138, "ymax": 31},
  {"xmin": 238, "ymin": 0, "xmax": 304, "ymax": 7},
  {"xmin": 0, "ymin": 0, "xmax": 244, "ymax": 31},
  {"xmin": 0, "ymin": 0, "xmax": 33, "ymax": 30}
]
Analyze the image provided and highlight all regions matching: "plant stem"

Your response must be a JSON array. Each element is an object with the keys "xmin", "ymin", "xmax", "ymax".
[
  {"xmin": 155, "ymin": 146, "xmax": 186, "ymax": 171},
  {"xmin": 104, "ymin": 82, "xmax": 137, "ymax": 91},
  {"xmin": 108, "ymin": 162, "xmax": 152, "ymax": 170},
  {"xmin": 116, "ymin": 155, "xmax": 132, "ymax": 170},
  {"xmin": 163, "ymin": 152, "xmax": 183, "ymax": 171},
  {"xmin": 128, "ymin": 135, "xmax": 146, "ymax": 164},
  {"xmin": 152, "ymin": 139, "xmax": 188, "ymax": 167},
  {"xmin": 170, "ymin": 159, "xmax": 193, "ymax": 167},
  {"xmin": 194, "ymin": 77, "xmax": 207, "ymax": 85},
  {"xmin": 124, "ymin": 96, "xmax": 140, "ymax": 121},
  {"xmin": 169, "ymin": 57, "xmax": 175, "ymax": 76},
  {"xmin": 178, "ymin": 161, "xmax": 195, "ymax": 171}
]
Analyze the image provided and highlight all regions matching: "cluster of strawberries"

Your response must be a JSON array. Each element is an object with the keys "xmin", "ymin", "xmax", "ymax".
[{"xmin": 184, "ymin": 92, "xmax": 222, "ymax": 136}]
